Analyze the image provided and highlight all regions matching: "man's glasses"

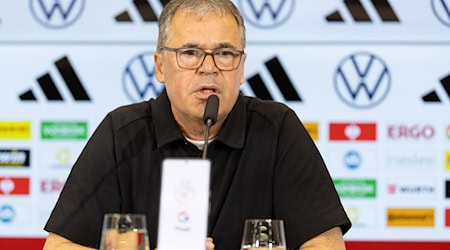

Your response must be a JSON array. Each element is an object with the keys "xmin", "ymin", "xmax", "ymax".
[{"xmin": 160, "ymin": 46, "xmax": 245, "ymax": 71}]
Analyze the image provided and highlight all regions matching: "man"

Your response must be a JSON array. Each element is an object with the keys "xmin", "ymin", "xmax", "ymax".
[{"xmin": 43, "ymin": 0, "xmax": 351, "ymax": 249}]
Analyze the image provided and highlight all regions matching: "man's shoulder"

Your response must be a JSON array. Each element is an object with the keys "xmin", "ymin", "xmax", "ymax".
[
  {"xmin": 107, "ymin": 100, "xmax": 153, "ymax": 128},
  {"xmin": 243, "ymin": 96, "xmax": 292, "ymax": 118}
]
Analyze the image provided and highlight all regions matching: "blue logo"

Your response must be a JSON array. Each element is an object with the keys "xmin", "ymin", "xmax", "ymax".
[
  {"xmin": 29, "ymin": 0, "xmax": 85, "ymax": 29},
  {"xmin": 431, "ymin": 0, "xmax": 450, "ymax": 27},
  {"xmin": 0, "ymin": 204, "xmax": 15, "ymax": 224},
  {"xmin": 238, "ymin": 0, "xmax": 295, "ymax": 28},
  {"xmin": 344, "ymin": 150, "xmax": 362, "ymax": 170},
  {"xmin": 334, "ymin": 52, "xmax": 391, "ymax": 109},
  {"xmin": 122, "ymin": 51, "xmax": 164, "ymax": 103}
]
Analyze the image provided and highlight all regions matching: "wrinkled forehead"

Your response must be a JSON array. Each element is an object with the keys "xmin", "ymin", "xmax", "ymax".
[{"xmin": 168, "ymin": 9, "xmax": 242, "ymax": 49}]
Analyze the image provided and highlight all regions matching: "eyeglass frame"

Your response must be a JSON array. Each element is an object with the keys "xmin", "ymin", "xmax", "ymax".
[{"xmin": 159, "ymin": 46, "xmax": 245, "ymax": 71}]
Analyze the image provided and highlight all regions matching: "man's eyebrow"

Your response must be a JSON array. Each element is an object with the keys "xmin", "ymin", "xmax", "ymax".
[
  {"xmin": 179, "ymin": 43, "xmax": 237, "ymax": 49},
  {"xmin": 217, "ymin": 43, "xmax": 237, "ymax": 49}
]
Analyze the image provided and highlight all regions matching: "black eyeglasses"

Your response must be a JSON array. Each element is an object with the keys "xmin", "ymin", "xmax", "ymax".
[{"xmin": 160, "ymin": 46, "xmax": 245, "ymax": 71}]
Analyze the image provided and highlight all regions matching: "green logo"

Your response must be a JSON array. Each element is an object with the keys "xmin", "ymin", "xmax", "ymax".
[
  {"xmin": 333, "ymin": 179, "xmax": 376, "ymax": 198},
  {"xmin": 41, "ymin": 121, "xmax": 88, "ymax": 140}
]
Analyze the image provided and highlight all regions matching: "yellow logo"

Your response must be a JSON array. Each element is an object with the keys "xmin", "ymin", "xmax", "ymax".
[
  {"xmin": 304, "ymin": 122, "xmax": 319, "ymax": 141},
  {"xmin": 0, "ymin": 122, "xmax": 31, "ymax": 139},
  {"xmin": 345, "ymin": 207, "xmax": 360, "ymax": 223},
  {"xmin": 446, "ymin": 151, "xmax": 450, "ymax": 171},
  {"xmin": 387, "ymin": 208, "xmax": 434, "ymax": 227},
  {"xmin": 56, "ymin": 148, "xmax": 72, "ymax": 165}
]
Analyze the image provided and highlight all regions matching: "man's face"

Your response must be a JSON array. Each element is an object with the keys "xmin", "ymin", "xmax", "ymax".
[{"xmin": 154, "ymin": 10, "xmax": 246, "ymax": 125}]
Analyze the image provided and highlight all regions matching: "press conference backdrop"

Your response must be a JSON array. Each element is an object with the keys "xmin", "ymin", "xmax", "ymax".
[{"xmin": 1, "ymin": 0, "xmax": 450, "ymax": 248}]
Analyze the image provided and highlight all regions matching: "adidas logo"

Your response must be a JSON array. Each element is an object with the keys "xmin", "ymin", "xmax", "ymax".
[
  {"xmin": 422, "ymin": 74, "xmax": 450, "ymax": 103},
  {"xmin": 326, "ymin": 0, "xmax": 399, "ymax": 23},
  {"xmin": 19, "ymin": 56, "xmax": 91, "ymax": 102},
  {"xmin": 115, "ymin": 0, "xmax": 169, "ymax": 22},
  {"xmin": 246, "ymin": 56, "xmax": 302, "ymax": 102}
]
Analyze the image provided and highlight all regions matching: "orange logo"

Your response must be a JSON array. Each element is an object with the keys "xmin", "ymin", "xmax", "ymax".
[{"xmin": 387, "ymin": 208, "xmax": 434, "ymax": 227}]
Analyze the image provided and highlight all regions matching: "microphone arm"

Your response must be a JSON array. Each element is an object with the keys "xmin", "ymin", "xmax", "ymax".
[{"xmin": 202, "ymin": 95, "xmax": 219, "ymax": 159}]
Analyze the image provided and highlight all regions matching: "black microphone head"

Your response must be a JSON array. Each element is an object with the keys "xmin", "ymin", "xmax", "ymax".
[{"xmin": 203, "ymin": 95, "xmax": 219, "ymax": 126}]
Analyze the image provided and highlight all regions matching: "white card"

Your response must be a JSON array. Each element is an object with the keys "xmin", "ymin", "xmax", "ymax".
[{"xmin": 157, "ymin": 158, "xmax": 211, "ymax": 250}]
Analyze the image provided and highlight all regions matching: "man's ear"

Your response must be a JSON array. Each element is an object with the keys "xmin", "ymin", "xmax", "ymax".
[{"xmin": 154, "ymin": 51, "xmax": 165, "ymax": 83}]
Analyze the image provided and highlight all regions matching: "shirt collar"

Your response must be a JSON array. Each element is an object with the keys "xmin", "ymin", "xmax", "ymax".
[{"xmin": 152, "ymin": 89, "xmax": 246, "ymax": 149}]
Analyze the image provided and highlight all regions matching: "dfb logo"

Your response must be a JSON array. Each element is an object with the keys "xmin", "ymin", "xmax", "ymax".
[
  {"xmin": 334, "ymin": 51, "xmax": 391, "ymax": 109},
  {"xmin": 387, "ymin": 124, "xmax": 435, "ymax": 140},
  {"xmin": 238, "ymin": 0, "xmax": 295, "ymax": 28},
  {"xmin": 122, "ymin": 51, "xmax": 164, "ymax": 103},
  {"xmin": 29, "ymin": 0, "xmax": 85, "ymax": 29}
]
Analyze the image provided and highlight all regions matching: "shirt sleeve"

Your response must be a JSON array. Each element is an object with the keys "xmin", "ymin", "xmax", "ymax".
[{"xmin": 273, "ymin": 108, "xmax": 351, "ymax": 248}]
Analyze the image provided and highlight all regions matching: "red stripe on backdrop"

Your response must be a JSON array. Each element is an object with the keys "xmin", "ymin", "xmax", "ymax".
[
  {"xmin": 0, "ymin": 238, "xmax": 450, "ymax": 249},
  {"xmin": 0, "ymin": 238, "xmax": 45, "ymax": 249}
]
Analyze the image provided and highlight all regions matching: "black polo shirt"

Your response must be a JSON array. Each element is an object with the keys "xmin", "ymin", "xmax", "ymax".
[{"xmin": 45, "ymin": 90, "xmax": 351, "ymax": 249}]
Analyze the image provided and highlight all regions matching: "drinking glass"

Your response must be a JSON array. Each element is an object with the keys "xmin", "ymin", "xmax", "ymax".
[
  {"xmin": 99, "ymin": 213, "xmax": 150, "ymax": 250},
  {"xmin": 241, "ymin": 219, "xmax": 286, "ymax": 250}
]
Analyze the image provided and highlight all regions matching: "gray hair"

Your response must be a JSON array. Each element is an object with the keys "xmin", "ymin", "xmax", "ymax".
[{"xmin": 157, "ymin": 0, "xmax": 246, "ymax": 50}]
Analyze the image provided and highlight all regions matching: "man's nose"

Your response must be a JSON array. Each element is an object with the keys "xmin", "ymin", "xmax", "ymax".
[{"xmin": 199, "ymin": 54, "xmax": 218, "ymax": 72}]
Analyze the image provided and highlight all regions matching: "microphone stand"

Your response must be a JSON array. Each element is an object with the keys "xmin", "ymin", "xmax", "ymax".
[
  {"xmin": 201, "ymin": 95, "xmax": 219, "ymax": 159},
  {"xmin": 202, "ymin": 119, "xmax": 213, "ymax": 159}
]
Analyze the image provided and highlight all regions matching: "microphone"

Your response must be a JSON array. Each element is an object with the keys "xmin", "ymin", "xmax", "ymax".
[{"xmin": 202, "ymin": 95, "xmax": 219, "ymax": 159}]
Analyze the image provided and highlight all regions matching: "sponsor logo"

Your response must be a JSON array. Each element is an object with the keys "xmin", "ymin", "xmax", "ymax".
[
  {"xmin": 387, "ymin": 208, "xmax": 435, "ymax": 227},
  {"xmin": 29, "ymin": 0, "xmax": 85, "ymax": 29},
  {"xmin": 422, "ymin": 74, "xmax": 450, "ymax": 103},
  {"xmin": 334, "ymin": 52, "xmax": 391, "ymax": 109},
  {"xmin": 41, "ymin": 121, "xmax": 87, "ymax": 140},
  {"xmin": 177, "ymin": 211, "xmax": 189, "ymax": 224},
  {"xmin": 333, "ymin": 179, "xmax": 376, "ymax": 198},
  {"xmin": 123, "ymin": 52, "xmax": 163, "ymax": 102},
  {"xmin": 329, "ymin": 122, "xmax": 377, "ymax": 141},
  {"xmin": 0, "ymin": 177, "xmax": 30, "ymax": 195},
  {"xmin": 0, "ymin": 204, "xmax": 15, "ymax": 224},
  {"xmin": 446, "ymin": 208, "xmax": 450, "ymax": 227},
  {"xmin": 303, "ymin": 122, "xmax": 318, "ymax": 141},
  {"xmin": 345, "ymin": 206, "xmax": 376, "ymax": 228},
  {"xmin": 40, "ymin": 178, "xmax": 65, "ymax": 194},
  {"xmin": 327, "ymin": 149, "xmax": 377, "ymax": 172},
  {"xmin": 431, "ymin": 0, "xmax": 450, "ymax": 27},
  {"xmin": 446, "ymin": 180, "xmax": 450, "ymax": 198},
  {"xmin": 115, "ymin": 0, "xmax": 168, "ymax": 23},
  {"xmin": 387, "ymin": 124, "xmax": 435, "ymax": 140},
  {"xmin": 446, "ymin": 125, "xmax": 450, "ymax": 140},
  {"xmin": 245, "ymin": 56, "xmax": 302, "ymax": 102},
  {"xmin": 446, "ymin": 151, "xmax": 450, "ymax": 170},
  {"xmin": 344, "ymin": 150, "xmax": 362, "ymax": 170},
  {"xmin": 238, "ymin": 0, "xmax": 295, "ymax": 28},
  {"xmin": 326, "ymin": 0, "xmax": 400, "ymax": 23},
  {"xmin": 386, "ymin": 180, "xmax": 436, "ymax": 199},
  {"xmin": 0, "ymin": 122, "xmax": 31, "ymax": 139},
  {"xmin": 19, "ymin": 56, "xmax": 91, "ymax": 102},
  {"xmin": 384, "ymin": 150, "xmax": 436, "ymax": 170},
  {"xmin": 38, "ymin": 146, "xmax": 80, "ymax": 169},
  {"xmin": 0, "ymin": 149, "xmax": 30, "ymax": 167}
]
